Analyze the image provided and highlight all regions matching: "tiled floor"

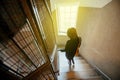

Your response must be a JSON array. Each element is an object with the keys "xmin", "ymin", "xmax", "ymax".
[{"xmin": 57, "ymin": 51, "xmax": 103, "ymax": 80}]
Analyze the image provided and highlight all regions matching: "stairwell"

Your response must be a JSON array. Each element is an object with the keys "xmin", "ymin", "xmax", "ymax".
[{"xmin": 57, "ymin": 51, "xmax": 104, "ymax": 80}]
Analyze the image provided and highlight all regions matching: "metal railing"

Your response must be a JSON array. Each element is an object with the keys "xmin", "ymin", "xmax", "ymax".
[{"xmin": 0, "ymin": 21, "xmax": 55, "ymax": 79}]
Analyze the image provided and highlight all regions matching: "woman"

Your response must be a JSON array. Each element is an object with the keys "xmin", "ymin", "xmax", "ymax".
[{"xmin": 65, "ymin": 27, "xmax": 81, "ymax": 66}]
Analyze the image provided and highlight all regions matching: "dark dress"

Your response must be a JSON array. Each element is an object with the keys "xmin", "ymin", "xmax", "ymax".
[{"xmin": 65, "ymin": 37, "xmax": 80, "ymax": 60}]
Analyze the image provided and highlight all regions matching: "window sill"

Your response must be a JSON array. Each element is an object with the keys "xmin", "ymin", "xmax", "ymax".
[{"xmin": 58, "ymin": 32, "xmax": 67, "ymax": 36}]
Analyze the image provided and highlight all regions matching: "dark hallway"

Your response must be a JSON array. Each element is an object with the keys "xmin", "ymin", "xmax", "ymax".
[{"xmin": 0, "ymin": 0, "xmax": 120, "ymax": 80}]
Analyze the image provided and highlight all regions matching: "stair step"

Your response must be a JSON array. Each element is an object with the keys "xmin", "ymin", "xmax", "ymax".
[{"xmin": 58, "ymin": 51, "xmax": 104, "ymax": 80}]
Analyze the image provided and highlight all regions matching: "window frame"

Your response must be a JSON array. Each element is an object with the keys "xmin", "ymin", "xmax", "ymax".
[{"xmin": 57, "ymin": 6, "xmax": 78, "ymax": 35}]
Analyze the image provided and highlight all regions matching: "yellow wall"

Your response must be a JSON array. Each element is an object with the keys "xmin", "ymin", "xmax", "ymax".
[{"xmin": 77, "ymin": 0, "xmax": 120, "ymax": 79}]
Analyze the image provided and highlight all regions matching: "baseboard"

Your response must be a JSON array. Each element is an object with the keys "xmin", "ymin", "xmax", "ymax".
[
  {"xmin": 94, "ymin": 65, "xmax": 111, "ymax": 80},
  {"xmin": 50, "ymin": 44, "xmax": 57, "ymax": 62}
]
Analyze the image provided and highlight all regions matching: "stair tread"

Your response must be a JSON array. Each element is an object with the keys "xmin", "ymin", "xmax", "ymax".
[{"xmin": 58, "ymin": 51, "xmax": 103, "ymax": 80}]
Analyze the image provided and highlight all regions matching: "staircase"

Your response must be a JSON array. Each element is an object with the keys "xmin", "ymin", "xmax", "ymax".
[{"xmin": 58, "ymin": 51, "xmax": 103, "ymax": 80}]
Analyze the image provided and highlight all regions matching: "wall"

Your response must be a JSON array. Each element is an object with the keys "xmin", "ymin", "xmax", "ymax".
[
  {"xmin": 77, "ymin": 0, "xmax": 120, "ymax": 79},
  {"xmin": 34, "ymin": 0, "xmax": 56, "ymax": 57}
]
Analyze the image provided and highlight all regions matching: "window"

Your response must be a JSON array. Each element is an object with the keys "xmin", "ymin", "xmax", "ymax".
[{"xmin": 58, "ymin": 6, "xmax": 78, "ymax": 35}]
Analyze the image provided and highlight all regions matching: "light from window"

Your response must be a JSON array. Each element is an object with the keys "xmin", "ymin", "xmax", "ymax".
[{"xmin": 58, "ymin": 6, "xmax": 78, "ymax": 34}]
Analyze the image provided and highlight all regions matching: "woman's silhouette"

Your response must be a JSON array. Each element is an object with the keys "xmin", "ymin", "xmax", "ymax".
[{"xmin": 65, "ymin": 27, "xmax": 81, "ymax": 66}]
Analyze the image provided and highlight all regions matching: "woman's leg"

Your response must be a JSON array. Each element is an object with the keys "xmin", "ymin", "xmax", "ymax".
[
  {"xmin": 72, "ymin": 58, "xmax": 75, "ymax": 64},
  {"xmin": 68, "ymin": 59, "xmax": 71, "ymax": 66}
]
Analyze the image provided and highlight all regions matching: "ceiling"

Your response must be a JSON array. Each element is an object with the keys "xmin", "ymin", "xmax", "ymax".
[{"xmin": 53, "ymin": 0, "xmax": 112, "ymax": 8}]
